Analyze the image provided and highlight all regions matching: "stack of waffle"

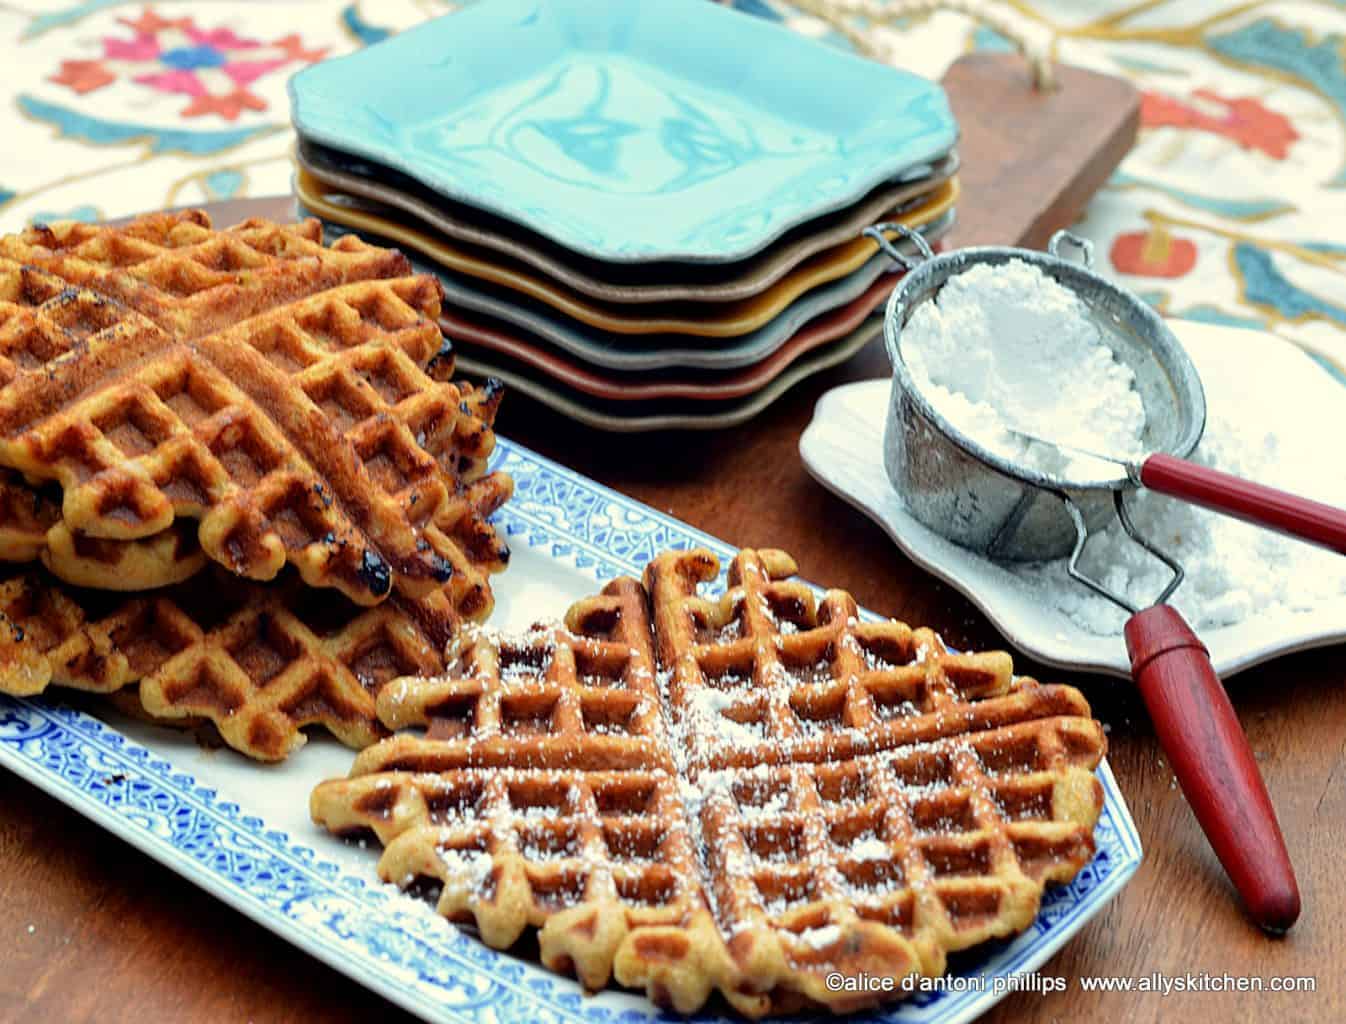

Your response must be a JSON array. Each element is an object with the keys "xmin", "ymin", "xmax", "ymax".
[
  {"xmin": 0, "ymin": 210, "xmax": 513, "ymax": 761},
  {"xmin": 313, "ymin": 547, "xmax": 1107, "ymax": 1015}
]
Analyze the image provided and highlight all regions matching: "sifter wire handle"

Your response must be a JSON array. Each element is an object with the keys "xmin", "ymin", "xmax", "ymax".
[{"xmin": 863, "ymin": 222, "xmax": 934, "ymax": 272}]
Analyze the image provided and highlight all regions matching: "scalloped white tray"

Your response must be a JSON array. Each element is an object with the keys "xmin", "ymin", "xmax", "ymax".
[{"xmin": 800, "ymin": 320, "xmax": 1346, "ymax": 679}]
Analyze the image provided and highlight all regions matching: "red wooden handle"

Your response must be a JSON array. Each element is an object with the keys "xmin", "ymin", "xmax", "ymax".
[
  {"xmin": 1140, "ymin": 453, "xmax": 1346, "ymax": 554},
  {"xmin": 1124, "ymin": 604, "xmax": 1300, "ymax": 932}
]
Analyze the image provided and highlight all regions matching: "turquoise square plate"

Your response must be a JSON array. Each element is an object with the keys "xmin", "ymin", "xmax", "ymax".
[{"xmin": 289, "ymin": 0, "xmax": 957, "ymax": 263}]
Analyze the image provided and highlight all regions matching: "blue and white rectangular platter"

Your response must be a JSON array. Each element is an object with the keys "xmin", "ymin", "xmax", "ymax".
[{"xmin": 0, "ymin": 438, "xmax": 1141, "ymax": 1024}]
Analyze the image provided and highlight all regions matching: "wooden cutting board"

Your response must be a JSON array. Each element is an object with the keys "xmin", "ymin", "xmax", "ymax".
[{"xmin": 944, "ymin": 53, "xmax": 1139, "ymax": 248}]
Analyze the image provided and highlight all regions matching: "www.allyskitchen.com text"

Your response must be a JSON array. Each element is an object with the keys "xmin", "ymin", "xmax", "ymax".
[{"xmin": 822, "ymin": 970, "xmax": 1317, "ymax": 997}]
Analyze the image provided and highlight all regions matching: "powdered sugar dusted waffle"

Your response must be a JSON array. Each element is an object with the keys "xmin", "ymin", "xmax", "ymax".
[
  {"xmin": 356, "ymin": 575, "xmax": 671, "ymax": 774},
  {"xmin": 311, "ymin": 547, "xmax": 1106, "ymax": 1016}
]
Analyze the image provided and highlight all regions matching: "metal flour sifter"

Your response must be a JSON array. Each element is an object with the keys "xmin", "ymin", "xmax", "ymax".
[{"xmin": 870, "ymin": 225, "xmax": 1346, "ymax": 933}]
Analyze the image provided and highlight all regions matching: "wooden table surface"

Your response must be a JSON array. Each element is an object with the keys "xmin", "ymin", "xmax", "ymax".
[{"xmin": 3, "ymin": 194, "xmax": 1342, "ymax": 1024}]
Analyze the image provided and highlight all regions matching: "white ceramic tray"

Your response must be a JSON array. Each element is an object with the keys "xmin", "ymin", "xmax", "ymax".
[
  {"xmin": 0, "ymin": 439, "xmax": 1140, "ymax": 1023},
  {"xmin": 800, "ymin": 320, "xmax": 1346, "ymax": 679}
]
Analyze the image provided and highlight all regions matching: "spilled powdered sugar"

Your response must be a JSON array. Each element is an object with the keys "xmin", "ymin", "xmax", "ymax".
[{"xmin": 1011, "ymin": 343, "xmax": 1346, "ymax": 632}]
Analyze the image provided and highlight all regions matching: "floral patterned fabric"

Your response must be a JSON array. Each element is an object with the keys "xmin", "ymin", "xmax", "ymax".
[{"xmin": 0, "ymin": 1, "xmax": 1342, "ymax": 379}]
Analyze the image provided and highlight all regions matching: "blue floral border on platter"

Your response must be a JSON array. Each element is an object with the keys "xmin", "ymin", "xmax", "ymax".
[{"xmin": 0, "ymin": 438, "xmax": 1142, "ymax": 1024}]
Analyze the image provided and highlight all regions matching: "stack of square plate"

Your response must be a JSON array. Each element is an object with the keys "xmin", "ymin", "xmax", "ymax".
[{"xmin": 289, "ymin": 0, "xmax": 959, "ymax": 431}]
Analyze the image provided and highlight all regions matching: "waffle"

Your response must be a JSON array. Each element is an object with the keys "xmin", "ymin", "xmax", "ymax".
[
  {"xmin": 312, "ymin": 548, "xmax": 1106, "ymax": 1016},
  {"xmin": 0, "ymin": 565, "xmax": 435, "ymax": 754},
  {"xmin": 0, "ymin": 463, "xmax": 509, "ymax": 760},
  {"xmin": 0, "ymin": 212, "xmax": 499, "ymax": 606},
  {"xmin": 1, "ymin": 211, "xmax": 407, "ymax": 341},
  {"xmin": 368, "ymin": 576, "xmax": 671, "ymax": 773},
  {"xmin": 0, "ymin": 370, "xmax": 512, "ymax": 760},
  {"xmin": 0, "ymin": 217, "xmax": 516, "ymax": 759},
  {"xmin": 0, "ymin": 468, "xmax": 205, "ymax": 590},
  {"xmin": 0, "ymin": 469, "xmax": 56, "ymax": 564}
]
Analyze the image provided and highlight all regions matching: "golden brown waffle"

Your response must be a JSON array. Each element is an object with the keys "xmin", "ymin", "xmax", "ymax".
[
  {"xmin": 0, "ymin": 357, "xmax": 504, "ymax": 615},
  {"xmin": 368, "ymin": 576, "xmax": 670, "ymax": 773},
  {"xmin": 0, "ymin": 565, "xmax": 443, "ymax": 755},
  {"xmin": 1, "ymin": 211, "xmax": 407, "ymax": 341},
  {"xmin": 0, "ymin": 463, "xmax": 509, "ymax": 760},
  {"xmin": 0, "ymin": 383, "xmax": 512, "ymax": 760},
  {"xmin": 0, "ymin": 468, "xmax": 205, "ymax": 590},
  {"xmin": 643, "ymin": 547, "xmax": 1028, "ymax": 774},
  {"xmin": 312, "ymin": 547, "xmax": 1106, "ymax": 1016},
  {"xmin": 42, "ymin": 520, "xmax": 205, "ymax": 591},
  {"xmin": 0, "ymin": 469, "xmax": 56, "ymax": 564},
  {"xmin": 0, "ymin": 212, "xmax": 498, "ymax": 606}
]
